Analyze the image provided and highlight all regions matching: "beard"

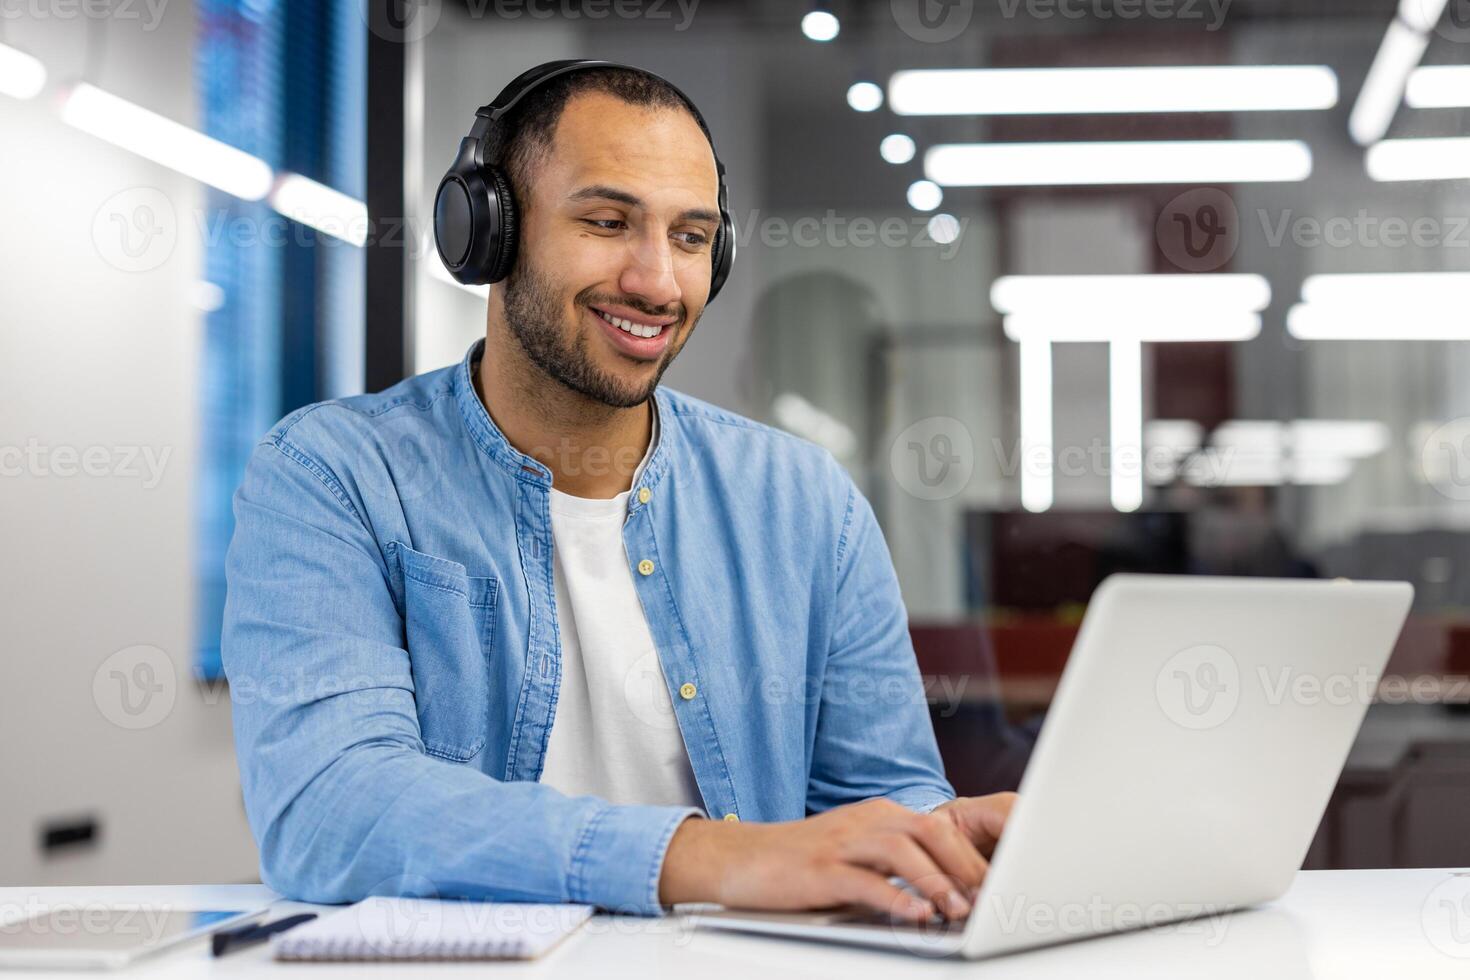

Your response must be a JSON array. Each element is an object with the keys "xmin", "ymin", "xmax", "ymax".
[{"xmin": 501, "ymin": 258, "xmax": 690, "ymax": 409}]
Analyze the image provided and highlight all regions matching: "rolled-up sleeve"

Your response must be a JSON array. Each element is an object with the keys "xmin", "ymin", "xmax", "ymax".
[{"xmin": 222, "ymin": 425, "xmax": 697, "ymax": 913}]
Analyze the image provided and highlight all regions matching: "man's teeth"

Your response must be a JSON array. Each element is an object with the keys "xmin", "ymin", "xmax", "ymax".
[{"xmin": 596, "ymin": 309, "xmax": 664, "ymax": 339}]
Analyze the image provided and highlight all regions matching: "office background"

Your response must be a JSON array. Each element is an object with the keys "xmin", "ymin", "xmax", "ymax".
[{"xmin": 3, "ymin": 0, "xmax": 1469, "ymax": 885}]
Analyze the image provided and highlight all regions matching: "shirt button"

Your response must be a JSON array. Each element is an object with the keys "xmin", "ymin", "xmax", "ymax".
[
  {"xmin": 637, "ymin": 486, "xmax": 651, "ymax": 504},
  {"xmin": 637, "ymin": 558, "xmax": 655, "ymax": 576},
  {"xmin": 723, "ymin": 813, "xmax": 740, "ymax": 822},
  {"xmin": 678, "ymin": 682, "xmax": 697, "ymax": 700}
]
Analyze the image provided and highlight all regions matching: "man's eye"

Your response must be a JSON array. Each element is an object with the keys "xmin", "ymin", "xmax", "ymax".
[
  {"xmin": 674, "ymin": 231, "xmax": 709, "ymax": 248},
  {"xmin": 583, "ymin": 219, "xmax": 626, "ymax": 231}
]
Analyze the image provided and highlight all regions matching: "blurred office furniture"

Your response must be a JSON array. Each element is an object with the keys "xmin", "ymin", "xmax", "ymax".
[
  {"xmin": 1318, "ymin": 703, "xmax": 1470, "ymax": 870},
  {"xmin": 911, "ymin": 623, "xmax": 1040, "ymax": 796}
]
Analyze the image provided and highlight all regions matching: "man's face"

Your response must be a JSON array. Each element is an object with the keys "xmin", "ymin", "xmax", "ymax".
[{"xmin": 501, "ymin": 92, "xmax": 722, "ymax": 409}]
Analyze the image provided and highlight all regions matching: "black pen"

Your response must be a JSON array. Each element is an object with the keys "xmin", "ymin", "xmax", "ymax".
[{"xmin": 211, "ymin": 913, "xmax": 318, "ymax": 957}]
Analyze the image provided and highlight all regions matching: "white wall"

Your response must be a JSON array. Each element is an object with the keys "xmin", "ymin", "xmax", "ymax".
[{"xmin": 0, "ymin": 3, "xmax": 257, "ymax": 884}]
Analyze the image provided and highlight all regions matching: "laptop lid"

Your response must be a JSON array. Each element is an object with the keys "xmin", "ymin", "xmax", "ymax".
[{"xmin": 962, "ymin": 574, "xmax": 1412, "ymax": 959}]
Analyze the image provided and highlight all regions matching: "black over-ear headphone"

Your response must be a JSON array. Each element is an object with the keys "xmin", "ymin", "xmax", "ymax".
[{"xmin": 433, "ymin": 59, "xmax": 736, "ymax": 304}]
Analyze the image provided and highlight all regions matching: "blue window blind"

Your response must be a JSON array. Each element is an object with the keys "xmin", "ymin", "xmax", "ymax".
[{"xmin": 193, "ymin": 0, "xmax": 365, "ymax": 678}]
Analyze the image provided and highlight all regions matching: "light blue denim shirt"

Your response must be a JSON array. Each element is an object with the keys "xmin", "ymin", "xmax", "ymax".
[{"xmin": 222, "ymin": 339, "xmax": 954, "ymax": 914}]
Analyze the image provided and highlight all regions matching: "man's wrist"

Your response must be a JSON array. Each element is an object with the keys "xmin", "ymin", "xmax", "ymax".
[{"xmin": 657, "ymin": 814, "xmax": 735, "ymax": 907}]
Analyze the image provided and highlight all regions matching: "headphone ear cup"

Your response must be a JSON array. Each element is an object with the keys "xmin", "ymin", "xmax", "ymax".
[
  {"xmin": 707, "ymin": 211, "xmax": 735, "ymax": 304},
  {"xmin": 486, "ymin": 168, "xmax": 519, "ymax": 284}
]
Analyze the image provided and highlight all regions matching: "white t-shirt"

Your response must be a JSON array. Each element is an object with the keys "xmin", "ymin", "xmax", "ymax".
[{"xmin": 538, "ymin": 405, "xmax": 704, "ymax": 809}]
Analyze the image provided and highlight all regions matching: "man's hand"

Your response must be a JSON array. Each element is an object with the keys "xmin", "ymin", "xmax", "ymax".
[
  {"xmin": 931, "ymin": 792, "xmax": 1016, "ymax": 859},
  {"xmin": 658, "ymin": 793, "xmax": 1017, "ymax": 922}
]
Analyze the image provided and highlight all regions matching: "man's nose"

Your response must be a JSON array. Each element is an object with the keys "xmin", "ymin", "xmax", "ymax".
[{"xmin": 618, "ymin": 229, "xmax": 682, "ymax": 311}]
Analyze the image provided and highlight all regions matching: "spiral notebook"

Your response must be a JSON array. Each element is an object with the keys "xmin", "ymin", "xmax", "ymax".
[{"xmin": 272, "ymin": 897, "xmax": 593, "ymax": 962}]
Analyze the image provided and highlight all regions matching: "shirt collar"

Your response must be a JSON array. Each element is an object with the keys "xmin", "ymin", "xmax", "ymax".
[{"xmin": 453, "ymin": 338, "xmax": 676, "ymax": 496}]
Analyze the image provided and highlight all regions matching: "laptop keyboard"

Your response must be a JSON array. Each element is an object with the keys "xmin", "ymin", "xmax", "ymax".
[{"xmin": 828, "ymin": 910, "xmax": 964, "ymax": 936}]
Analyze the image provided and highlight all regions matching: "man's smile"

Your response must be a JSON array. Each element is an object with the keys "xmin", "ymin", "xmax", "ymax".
[{"xmin": 586, "ymin": 303, "xmax": 678, "ymax": 360}]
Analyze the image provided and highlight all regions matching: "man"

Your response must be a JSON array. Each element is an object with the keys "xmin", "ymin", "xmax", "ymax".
[{"xmin": 223, "ymin": 63, "xmax": 1013, "ymax": 924}]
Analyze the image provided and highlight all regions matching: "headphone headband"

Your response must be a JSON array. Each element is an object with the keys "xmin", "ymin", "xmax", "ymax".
[
  {"xmin": 482, "ymin": 60, "xmax": 618, "ymax": 119},
  {"xmin": 434, "ymin": 59, "xmax": 736, "ymax": 302}
]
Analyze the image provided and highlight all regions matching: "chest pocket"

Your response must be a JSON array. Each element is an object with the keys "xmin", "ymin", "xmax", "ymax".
[{"xmin": 388, "ymin": 542, "xmax": 498, "ymax": 763}]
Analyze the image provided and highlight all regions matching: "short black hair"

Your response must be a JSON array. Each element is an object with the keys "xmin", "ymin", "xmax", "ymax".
[{"xmin": 487, "ymin": 66, "xmax": 713, "ymax": 207}]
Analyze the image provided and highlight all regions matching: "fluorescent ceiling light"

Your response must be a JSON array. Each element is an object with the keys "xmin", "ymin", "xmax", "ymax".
[
  {"xmin": 1179, "ymin": 453, "xmax": 1355, "ymax": 487},
  {"xmin": 1287, "ymin": 303, "xmax": 1470, "ymax": 340},
  {"xmin": 1211, "ymin": 421, "xmax": 1384, "ymax": 457},
  {"xmin": 1145, "ymin": 419, "xmax": 1204, "ymax": 453},
  {"xmin": 1288, "ymin": 456, "xmax": 1358, "ymax": 485},
  {"xmin": 1147, "ymin": 419, "xmax": 1386, "ymax": 486},
  {"xmin": 1348, "ymin": 19, "xmax": 1429, "ymax": 145},
  {"xmin": 1214, "ymin": 419, "xmax": 1387, "ymax": 463},
  {"xmin": 889, "ymin": 66, "xmax": 1338, "ymax": 116},
  {"xmin": 1160, "ymin": 419, "xmax": 1386, "ymax": 486},
  {"xmin": 926, "ymin": 140, "xmax": 1312, "ymax": 187},
  {"xmin": 880, "ymin": 134, "xmax": 916, "ymax": 164},
  {"xmin": 1294, "ymin": 273, "xmax": 1470, "ymax": 338},
  {"xmin": 1159, "ymin": 448, "xmax": 1247, "ymax": 486},
  {"xmin": 0, "ymin": 41, "xmax": 46, "ymax": 100},
  {"xmin": 1212, "ymin": 420, "xmax": 1286, "ymax": 452},
  {"xmin": 927, "ymin": 213, "xmax": 961, "ymax": 245},
  {"xmin": 846, "ymin": 81, "xmax": 882, "ymax": 112},
  {"xmin": 1398, "ymin": 0, "xmax": 1450, "ymax": 33},
  {"xmin": 991, "ymin": 274, "xmax": 1272, "ymax": 315},
  {"xmin": 1004, "ymin": 311, "xmax": 1261, "ymax": 343},
  {"xmin": 1110, "ymin": 339, "xmax": 1144, "ymax": 513},
  {"xmin": 1019, "ymin": 339, "xmax": 1053, "ymax": 513},
  {"xmin": 268, "ymin": 173, "xmax": 368, "ymax": 246},
  {"xmin": 1366, "ymin": 136, "xmax": 1470, "ymax": 181},
  {"xmin": 61, "ymin": 83, "xmax": 273, "ymax": 200},
  {"xmin": 1300, "ymin": 272, "xmax": 1470, "ymax": 307},
  {"xmin": 1405, "ymin": 65, "xmax": 1470, "ymax": 108},
  {"xmin": 906, "ymin": 179, "xmax": 942, "ymax": 211},
  {"xmin": 1288, "ymin": 420, "xmax": 1389, "ymax": 458},
  {"xmin": 801, "ymin": 9, "xmax": 838, "ymax": 41}
]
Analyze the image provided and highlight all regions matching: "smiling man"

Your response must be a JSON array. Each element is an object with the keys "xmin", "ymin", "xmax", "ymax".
[{"xmin": 223, "ymin": 61, "xmax": 1013, "ymax": 924}]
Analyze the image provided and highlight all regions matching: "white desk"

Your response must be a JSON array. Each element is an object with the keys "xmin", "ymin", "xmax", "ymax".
[{"xmin": 4, "ymin": 870, "xmax": 1469, "ymax": 978}]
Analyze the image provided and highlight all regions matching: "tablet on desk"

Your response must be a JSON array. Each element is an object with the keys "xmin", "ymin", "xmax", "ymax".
[{"xmin": 0, "ymin": 905, "xmax": 269, "ymax": 970}]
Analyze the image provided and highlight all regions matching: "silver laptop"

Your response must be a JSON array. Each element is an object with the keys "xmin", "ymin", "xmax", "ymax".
[{"xmin": 689, "ymin": 574, "xmax": 1413, "ymax": 959}]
